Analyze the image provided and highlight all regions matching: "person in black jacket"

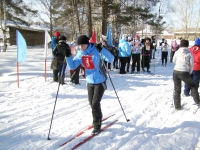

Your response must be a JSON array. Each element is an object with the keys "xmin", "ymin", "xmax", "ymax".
[
  {"xmin": 53, "ymin": 35, "xmax": 71, "ymax": 85},
  {"xmin": 141, "ymin": 37, "xmax": 153, "ymax": 72}
]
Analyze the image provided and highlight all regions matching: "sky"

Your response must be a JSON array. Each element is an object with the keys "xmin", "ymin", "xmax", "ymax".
[{"xmin": 0, "ymin": 41, "xmax": 200, "ymax": 150}]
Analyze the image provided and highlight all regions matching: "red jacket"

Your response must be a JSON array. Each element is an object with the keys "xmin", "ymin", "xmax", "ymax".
[{"xmin": 189, "ymin": 46, "xmax": 200, "ymax": 70}]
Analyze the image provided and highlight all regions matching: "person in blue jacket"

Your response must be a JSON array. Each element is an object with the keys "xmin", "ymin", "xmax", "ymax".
[
  {"xmin": 66, "ymin": 35, "xmax": 114, "ymax": 135},
  {"xmin": 118, "ymin": 35, "xmax": 131, "ymax": 74},
  {"xmin": 51, "ymin": 31, "xmax": 61, "ymax": 82}
]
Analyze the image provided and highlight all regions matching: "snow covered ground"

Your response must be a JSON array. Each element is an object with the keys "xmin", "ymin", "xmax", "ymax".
[{"xmin": 0, "ymin": 43, "xmax": 200, "ymax": 150}]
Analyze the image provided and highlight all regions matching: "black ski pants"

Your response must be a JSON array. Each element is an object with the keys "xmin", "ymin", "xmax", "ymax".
[
  {"xmin": 184, "ymin": 70, "xmax": 200, "ymax": 95},
  {"xmin": 131, "ymin": 53, "xmax": 141, "ymax": 72},
  {"xmin": 126, "ymin": 56, "xmax": 131, "ymax": 72},
  {"xmin": 170, "ymin": 51, "xmax": 176, "ymax": 62},
  {"xmin": 119, "ymin": 57, "xmax": 127, "ymax": 74},
  {"xmin": 87, "ymin": 82, "xmax": 105, "ymax": 129},
  {"xmin": 173, "ymin": 70, "xmax": 200, "ymax": 109},
  {"xmin": 162, "ymin": 51, "xmax": 168, "ymax": 65},
  {"xmin": 141, "ymin": 55, "xmax": 150, "ymax": 71}
]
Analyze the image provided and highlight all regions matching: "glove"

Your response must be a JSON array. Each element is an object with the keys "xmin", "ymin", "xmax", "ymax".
[{"xmin": 96, "ymin": 43, "xmax": 102, "ymax": 52}]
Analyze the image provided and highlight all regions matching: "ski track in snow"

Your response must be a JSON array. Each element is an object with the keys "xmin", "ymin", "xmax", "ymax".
[{"xmin": 1, "ymin": 47, "xmax": 200, "ymax": 150}]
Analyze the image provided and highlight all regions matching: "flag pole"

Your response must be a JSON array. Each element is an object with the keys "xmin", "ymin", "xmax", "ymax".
[
  {"xmin": 17, "ymin": 62, "xmax": 19, "ymax": 88},
  {"xmin": 44, "ymin": 58, "xmax": 46, "ymax": 81},
  {"xmin": 16, "ymin": 30, "xmax": 19, "ymax": 88}
]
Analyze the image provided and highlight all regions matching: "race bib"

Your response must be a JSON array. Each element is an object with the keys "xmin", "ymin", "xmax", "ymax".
[
  {"xmin": 135, "ymin": 42, "xmax": 138, "ymax": 47},
  {"xmin": 146, "ymin": 46, "xmax": 150, "ymax": 51},
  {"xmin": 82, "ymin": 55, "xmax": 95, "ymax": 70}
]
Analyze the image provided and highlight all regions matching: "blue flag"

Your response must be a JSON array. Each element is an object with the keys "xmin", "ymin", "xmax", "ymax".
[
  {"xmin": 106, "ymin": 25, "xmax": 112, "ymax": 46},
  {"xmin": 17, "ymin": 30, "xmax": 27, "ymax": 62}
]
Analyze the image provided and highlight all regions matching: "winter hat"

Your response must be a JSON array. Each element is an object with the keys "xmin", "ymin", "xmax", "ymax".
[
  {"xmin": 194, "ymin": 38, "xmax": 200, "ymax": 46},
  {"xmin": 180, "ymin": 39, "xmax": 189, "ymax": 47},
  {"xmin": 77, "ymin": 35, "xmax": 89, "ymax": 45},
  {"xmin": 59, "ymin": 35, "xmax": 66, "ymax": 41},
  {"xmin": 134, "ymin": 34, "xmax": 139, "ymax": 39},
  {"xmin": 54, "ymin": 31, "xmax": 61, "ymax": 37}
]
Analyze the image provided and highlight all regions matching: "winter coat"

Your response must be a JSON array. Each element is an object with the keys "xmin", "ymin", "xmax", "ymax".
[
  {"xmin": 66, "ymin": 43, "xmax": 114, "ymax": 84},
  {"xmin": 171, "ymin": 40, "xmax": 178, "ymax": 51},
  {"xmin": 133, "ymin": 40, "xmax": 141, "ymax": 54},
  {"xmin": 173, "ymin": 47, "xmax": 194, "ymax": 74},
  {"xmin": 162, "ymin": 44, "xmax": 169, "ymax": 52},
  {"xmin": 118, "ymin": 39, "xmax": 131, "ymax": 57},
  {"xmin": 189, "ymin": 46, "xmax": 200, "ymax": 70},
  {"xmin": 128, "ymin": 40, "xmax": 134, "ymax": 54},
  {"xmin": 53, "ymin": 40, "xmax": 70, "ymax": 64},
  {"xmin": 141, "ymin": 44, "xmax": 152, "ymax": 56}
]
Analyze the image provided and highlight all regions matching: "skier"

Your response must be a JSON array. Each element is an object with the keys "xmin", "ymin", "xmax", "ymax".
[
  {"xmin": 161, "ymin": 40, "xmax": 169, "ymax": 66},
  {"xmin": 159, "ymin": 38, "xmax": 165, "ymax": 59},
  {"xmin": 118, "ymin": 35, "xmax": 131, "ymax": 74},
  {"xmin": 170, "ymin": 39, "xmax": 178, "ymax": 62},
  {"xmin": 113, "ymin": 38, "xmax": 119, "ymax": 69},
  {"xmin": 141, "ymin": 37, "xmax": 152, "ymax": 72},
  {"xmin": 151, "ymin": 36, "xmax": 156, "ymax": 59},
  {"xmin": 52, "ymin": 35, "xmax": 70, "ymax": 85},
  {"xmin": 126, "ymin": 36, "xmax": 133, "ymax": 72},
  {"xmin": 172, "ymin": 39, "xmax": 200, "ymax": 110},
  {"xmin": 183, "ymin": 38, "xmax": 200, "ymax": 97},
  {"xmin": 51, "ymin": 31, "xmax": 60, "ymax": 82},
  {"xmin": 66, "ymin": 35, "xmax": 114, "ymax": 135},
  {"xmin": 131, "ymin": 34, "xmax": 141, "ymax": 73}
]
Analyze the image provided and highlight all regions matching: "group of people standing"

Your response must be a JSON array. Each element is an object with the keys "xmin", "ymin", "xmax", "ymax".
[
  {"xmin": 172, "ymin": 38, "xmax": 200, "ymax": 110},
  {"xmin": 114, "ymin": 35, "xmax": 157, "ymax": 74}
]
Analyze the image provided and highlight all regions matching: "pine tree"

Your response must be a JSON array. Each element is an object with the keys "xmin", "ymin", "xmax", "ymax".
[{"xmin": 0, "ymin": 0, "xmax": 37, "ymax": 52}]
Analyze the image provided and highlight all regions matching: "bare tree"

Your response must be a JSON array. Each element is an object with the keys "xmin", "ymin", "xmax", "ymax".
[{"xmin": 173, "ymin": 0, "xmax": 200, "ymax": 39}]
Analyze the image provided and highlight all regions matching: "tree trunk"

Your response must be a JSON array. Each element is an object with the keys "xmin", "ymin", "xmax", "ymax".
[
  {"xmin": 50, "ymin": 3, "xmax": 53, "ymax": 38},
  {"xmin": 74, "ymin": 0, "xmax": 81, "ymax": 36},
  {"xmin": 102, "ymin": 0, "xmax": 108, "ymax": 36},
  {"xmin": 85, "ymin": 0, "xmax": 92, "ymax": 38},
  {"xmin": 2, "ymin": 0, "xmax": 7, "ymax": 52}
]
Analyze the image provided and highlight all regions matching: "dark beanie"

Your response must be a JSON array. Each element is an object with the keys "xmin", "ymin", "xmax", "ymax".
[
  {"xmin": 59, "ymin": 35, "xmax": 66, "ymax": 41},
  {"xmin": 180, "ymin": 39, "xmax": 189, "ymax": 47},
  {"xmin": 77, "ymin": 35, "xmax": 89, "ymax": 45}
]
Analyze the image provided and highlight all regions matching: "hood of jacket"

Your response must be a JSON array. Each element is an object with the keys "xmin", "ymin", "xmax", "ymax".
[
  {"xmin": 190, "ymin": 45, "xmax": 200, "ymax": 54},
  {"xmin": 120, "ymin": 38, "xmax": 127, "ymax": 43}
]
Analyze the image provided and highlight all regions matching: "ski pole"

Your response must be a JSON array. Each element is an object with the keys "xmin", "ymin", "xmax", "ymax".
[
  {"xmin": 99, "ymin": 51, "xmax": 130, "ymax": 122},
  {"xmin": 47, "ymin": 64, "xmax": 65, "ymax": 140},
  {"xmin": 107, "ymin": 70, "xmax": 130, "ymax": 122}
]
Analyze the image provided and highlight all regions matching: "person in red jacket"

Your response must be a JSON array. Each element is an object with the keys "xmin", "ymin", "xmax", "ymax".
[{"xmin": 183, "ymin": 38, "xmax": 200, "ymax": 96}]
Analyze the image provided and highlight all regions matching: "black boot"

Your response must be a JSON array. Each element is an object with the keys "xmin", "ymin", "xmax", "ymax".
[{"xmin": 53, "ymin": 70, "xmax": 58, "ymax": 82}]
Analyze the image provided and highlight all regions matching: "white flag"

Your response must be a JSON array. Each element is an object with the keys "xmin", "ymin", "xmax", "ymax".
[{"xmin": 44, "ymin": 30, "xmax": 51, "ymax": 58}]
